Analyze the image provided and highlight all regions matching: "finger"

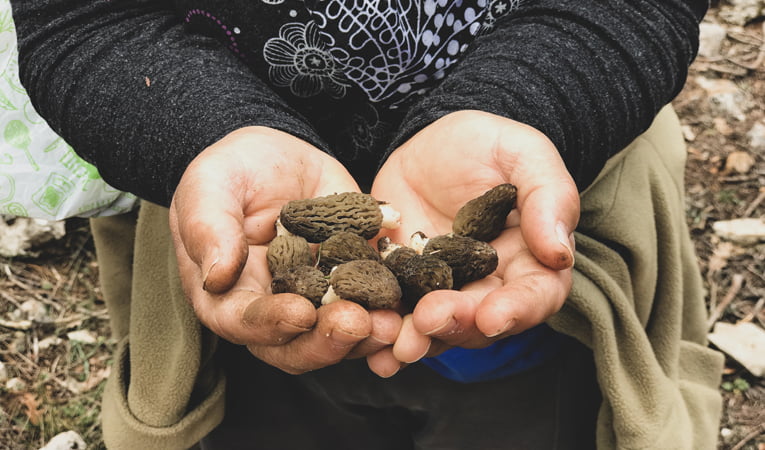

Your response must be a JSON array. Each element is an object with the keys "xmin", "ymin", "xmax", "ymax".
[
  {"xmin": 392, "ymin": 315, "xmax": 432, "ymax": 363},
  {"xmin": 346, "ymin": 309, "xmax": 403, "ymax": 359},
  {"xmin": 519, "ymin": 178, "xmax": 579, "ymax": 271},
  {"xmin": 474, "ymin": 247, "xmax": 572, "ymax": 338},
  {"xmin": 173, "ymin": 238, "xmax": 317, "ymax": 345},
  {"xmin": 366, "ymin": 347, "xmax": 405, "ymax": 378},
  {"xmin": 495, "ymin": 126, "xmax": 580, "ymax": 271},
  {"xmin": 247, "ymin": 300, "xmax": 372, "ymax": 374},
  {"xmin": 191, "ymin": 289, "xmax": 319, "ymax": 346},
  {"xmin": 410, "ymin": 290, "xmax": 472, "ymax": 339},
  {"xmin": 412, "ymin": 281, "xmax": 523, "ymax": 349},
  {"xmin": 171, "ymin": 155, "xmax": 251, "ymax": 294}
]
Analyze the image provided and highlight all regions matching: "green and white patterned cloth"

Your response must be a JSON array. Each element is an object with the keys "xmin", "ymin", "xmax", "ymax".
[{"xmin": 0, "ymin": 0, "xmax": 137, "ymax": 219}]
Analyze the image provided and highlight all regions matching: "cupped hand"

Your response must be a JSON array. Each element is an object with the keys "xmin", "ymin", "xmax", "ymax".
[
  {"xmin": 169, "ymin": 126, "xmax": 401, "ymax": 375},
  {"xmin": 369, "ymin": 110, "xmax": 579, "ymax": 369}
]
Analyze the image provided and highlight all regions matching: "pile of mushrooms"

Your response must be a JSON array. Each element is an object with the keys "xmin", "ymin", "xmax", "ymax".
[{"xmin": 268, "ymin": 185, "xmax": 517, "ymax": 311}]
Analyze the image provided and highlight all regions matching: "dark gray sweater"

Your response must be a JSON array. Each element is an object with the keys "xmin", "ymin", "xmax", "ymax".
[{"xmin": 10, "ymin": 0, "xmax": 707, "ymax": 206}]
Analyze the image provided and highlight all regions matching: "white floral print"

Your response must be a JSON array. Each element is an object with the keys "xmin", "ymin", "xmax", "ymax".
[
  {"xmin": 263, "ymin": 22, "xmax": 349, "ymax": 98},
  {"xmin": 480, "ymin": 0, "xmax": 522, "ymax": 32},
  {"xmin": 306, "ymin": 0, "xmax": 490, "ymax": 106}
]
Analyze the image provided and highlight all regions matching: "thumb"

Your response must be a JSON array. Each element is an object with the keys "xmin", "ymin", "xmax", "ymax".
[
  {"xmin": 170, "ymin": 155, "xmax": 251, "ymax": 294},
  {"xmin": 498, "ymin": 128, "xmax": 580, "ymax": 271},
  {"xmin": 518, "ymin": 175, "xmax": 579, "ymax": 270}
]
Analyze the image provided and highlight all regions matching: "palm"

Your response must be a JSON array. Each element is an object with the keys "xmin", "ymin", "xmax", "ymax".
[
  {"xmin": 370, "ymin": 111, "xmax": 579, "ymax": 364},
  {"xmin": 372, "ymin": 114, "xmax": 510, "ymax": 242}
]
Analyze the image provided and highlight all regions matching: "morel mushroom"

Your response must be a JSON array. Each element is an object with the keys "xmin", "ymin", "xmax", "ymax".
[
  {"xmin": 378, "ymin": 236, "xmax": 418, "ymax": 273},
  {"xmin": 279, "ymin": 192, "xmax": 401, "ymax": 243},
  {"xmin": 321, "ymin": 260, "xmax": 402, "ymax": 310},
  {"xmin": 266, "ymin": 234, "xmax": 314, "ymax": 276},
  {"xmin": 378, "ymin": 236, "xmax": 453, "ymax": 310},
  {"xmin": 423, "ymin": 234, "xmax": 498, "ymax": 288},
  {"xmin": 396, "ymin": 255, "xmax": 454, "ymax": 310},
  {"xmin": 270, "ymin": 265, "xmax": 329, "ymax": 307},
  {"xmin": 318, "ymin": 231, "xmax": 380, "ymax": 272},
  {"xmin": 453, "ymin": 183, "xmax": 517, "ymax": 242}
]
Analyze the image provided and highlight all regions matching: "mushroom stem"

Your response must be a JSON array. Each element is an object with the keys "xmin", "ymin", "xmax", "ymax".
[
  {"xmin": 409, "ymin": 231, "xmax": 429, "ymax": 255},
  {"xmin": 275, "ymin": 219, "xmax": 294, "ymax": 237},
  {"xmin": 320, "ymin": 285, "xmax": 342, "ymax": 305},
  {"xmin": 379, "ymin": 203, "xmax": 401, "ymax": 229}
]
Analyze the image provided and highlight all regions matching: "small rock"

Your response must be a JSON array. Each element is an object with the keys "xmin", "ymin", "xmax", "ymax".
[
  {"xmin": 747, "ymin": 121, "xmax": 765, "ymax": 152},
  {"xmin": 10, "ymin": 299, "xmax": 52, "ymax": 324},
  {"xmin": 698, "ymin": 22, "xmax": 727, "ymax": 58},
  {"xmin": 713, "ymin": 117, "xmax": 735, "ymax": 136},
  {"xmin": 39, "ymin": 431, "xmax": 87, "ymax": 450},
  {"xmin": 719, "ymin": 0, "xmax": 765, "ymax": 26},
  {"xmin": 708, "ymin": 322, "xmax": 765, "ymax": 377},
  {"xmin": 66, "ymin": 329, "xmax": 98, "ymax": 344},
  {"xmin": 38, "ymin": 336, "xmax": 63, "ymax": 350},
  {"xmin": 720, "ymin": 427, "xmax": 733, "ymax": 439},
  {"xmin": 0, "ymin": 217, "xmax": 66, "ymax": 257},
  {"xmin": 0, "ymin": 361, "xmax": 8, "ymax": 383},
  {"xmin": 712, "ymin": 218, "xmax": 765, "ymax": 245},
  {"xmin": 5, "ymin": 377, "xmax": 26, "ymax": 393},
  {"xmin": 723, "ymin": 151, "xmax": 756, "ymax": 174},
  {"xmin": 695, "ymin": 77, "xmax": 749, "ymax": 121},
  {"xmin": 681, "ymin": 124, "xmax": 696, "ymax": 142}
]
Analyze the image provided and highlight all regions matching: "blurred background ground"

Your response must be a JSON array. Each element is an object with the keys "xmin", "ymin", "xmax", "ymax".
[{"xmin": 1, "ymin": 1, "xmax": 764, "ymax": 449}]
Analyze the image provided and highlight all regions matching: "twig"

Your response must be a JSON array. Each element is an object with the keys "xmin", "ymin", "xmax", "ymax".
[
  {"xmin": 743, "ymin": 188, "xmax": 765, "ymax": 218},
  {"xmin": 740, "ymin": 296, "xmax": 765, "ymax": 324},
  {"xmin": 0, "ymin": 318, "xmax": 32, "ymax": 330},
  {"xmin": 730, "ymin": 422, "xmax": 765, "ymax": 450},
  {"xmin": 710, "ymin": 63, "xmax": 749, "ymax": 76},
  {"xmin": 727, "ymin": 22, "xmax": 765, "ymax": 71},
  {"xmin": 707, "ymin": 273, "xmax": 745, "ymax": 330},
  {"xmin": 0, "ymin": 290, "xmax": 23, "ymax": 309}
]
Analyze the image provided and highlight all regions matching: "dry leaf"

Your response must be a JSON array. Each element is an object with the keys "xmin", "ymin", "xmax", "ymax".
[
  {"xmin": 61, "ymin": 367, "xmax": 111, "ymax": 394},
  {"xmin": 713, "ymin": 117, "xmax": 734, "ymax": 136},
  {"xmin": 708, "ymin": 241, "xmax": 736, "ymax": 274},
  {"xmin": 18, "ymin": 392, "xmax": 44, "ymax": 426},
  {"xmin": 723, "ymin": 150, "xmax": 755, "ymax": 174}
]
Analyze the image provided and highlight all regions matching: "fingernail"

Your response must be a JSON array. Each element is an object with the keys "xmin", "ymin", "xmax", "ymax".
[
  {"xmin": 201, "ymin": 254, "xmax": 220, "ymax": 292},
  {"xmin": 330, "ymin": 328, "xmax": 369, "ymax": 346},
  {"xmin": 485, "ymin": 319, "xmax": 515, "ymax": 338},
  {"xmin": 555, "ymin": 222, "xmax": 575, "ymax": 267},
  {"xmin": 379, "ymin": 365, "xmax": 401, "ymax": 378},
  {"xmin": 369, "ymin": 335, "xmax": 395, "ymax": 346},
  {"xmin": 276, "ymin": 321, "xmax": 312, "ymax": 334},
  {"xmin": 401, "ymin": 341, "xmax": 432, "ymax": 364},
  {"xmin": 424, "ymin": 316, "xmax": 457, "ymax": 336}
]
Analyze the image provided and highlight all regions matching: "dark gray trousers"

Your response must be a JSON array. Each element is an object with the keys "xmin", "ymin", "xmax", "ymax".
[{"xmin": 200, "ymin": 337, "xmax": 600, "ymax": 450}]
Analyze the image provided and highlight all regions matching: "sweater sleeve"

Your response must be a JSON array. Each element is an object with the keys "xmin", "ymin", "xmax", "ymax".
[
  {"xmin": 10, "ymin": 0, "xmax": 327, "ymax": 207},
  {"xmin": 393, "ymin": 0, "xmax": 707, "ymax": 190}
]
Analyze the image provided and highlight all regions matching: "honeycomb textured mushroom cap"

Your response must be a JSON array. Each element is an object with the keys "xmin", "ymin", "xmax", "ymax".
[
  {"xmin": 453, "ymin": 183, "xmax": 517, "ymax": 242},
  {"xmin": 318, "ymin": 232, "xmax": 380, "ymax": 272},
  {"xmin": 266, "ymin": 235, "xmax": 315, "ymax": 276},
  {"xmin": 323, "ymin": 260, "xmax": 402, "ymax": 310},
  {"xmin": 423, "ymin": 234, "xmax": 498, "ymax": 288},
  {"xmin": 279, "ymin": 192, "xmax": 396, "ymax": 243},
  {"xmin": 396, "ymin": 255, "xmax": 454, "ymax": 310},
  {"xmin": 270, "ymin": 265, "xmax": 329, "ymax": 307}
]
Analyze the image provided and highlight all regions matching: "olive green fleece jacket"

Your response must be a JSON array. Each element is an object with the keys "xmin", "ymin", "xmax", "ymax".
[{"xmin": 90, "ymin": 106, "xmax": 723, "ymax": 450}]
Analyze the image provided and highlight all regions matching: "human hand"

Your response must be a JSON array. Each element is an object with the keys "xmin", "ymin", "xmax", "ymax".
[
  {"xmin": 169, "ymin": 126, "xmax": 402, "ymax": 375},
  {"xmin": 369, "ymin": 110, "xmax": 579, "ymax": 368}
]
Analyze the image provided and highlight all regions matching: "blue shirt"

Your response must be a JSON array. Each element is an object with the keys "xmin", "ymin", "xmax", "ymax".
[{"xmin": 420, "ymin": 324, "xmax": 565, "ymax": 383}]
